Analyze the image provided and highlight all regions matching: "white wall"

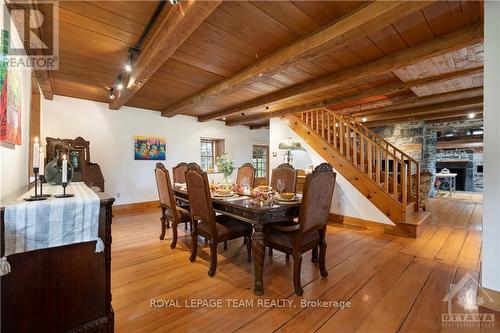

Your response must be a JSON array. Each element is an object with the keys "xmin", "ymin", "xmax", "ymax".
[
  {"xmin": 270, "ymin": 118, "xmax": 393, "ymax": 225},
  {"xmin": 41, "ymin": 95, "xmax": 269, "ymax": 205},
  {"xmin": 0, "ymin": 2, "xmax": 32, "ymax": 201},
  {"xmin": 481, "ymin": 1, "xmax": 500, "ymax": 292}
]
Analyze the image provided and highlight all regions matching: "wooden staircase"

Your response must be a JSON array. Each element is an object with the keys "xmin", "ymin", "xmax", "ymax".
[{"xmin": 282, "ymin": 108, "xmax": 430, "ymax": 237}]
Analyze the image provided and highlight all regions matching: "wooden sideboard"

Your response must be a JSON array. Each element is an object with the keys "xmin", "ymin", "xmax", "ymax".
[{"xmin": 0, "ymin": 193, "xmax": 115, "ymax": 333}]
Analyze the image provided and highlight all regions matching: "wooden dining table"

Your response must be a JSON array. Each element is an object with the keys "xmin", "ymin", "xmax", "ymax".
[{"xmin": 174, "ymin": 187, "xmax": 301, "ymax": 295}]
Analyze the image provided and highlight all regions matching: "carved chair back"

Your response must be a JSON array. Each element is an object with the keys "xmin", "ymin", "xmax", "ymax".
[
  {"xmin": 173, "ymin": 162, "xmax": 188, "ymax": 184},
  {"xmin": 185, "ymin": 163, "xmax": 218, "ymax": 237},
  {"xmin": 271, "ymin": 163, "xmax": 298, "ymax": 193},
  {"xmin": 297, "ymin": 163, "xmax": 336, "ymax": 236},
  {"xmin": 236, "ymin": 163, "xmax": 256, "ymax": 188}
]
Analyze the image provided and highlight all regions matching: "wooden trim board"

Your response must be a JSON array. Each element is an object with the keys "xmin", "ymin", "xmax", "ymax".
[
  {"xmin": 329, "ymin": 213, "xmax": 415, "ymax": 238},
  {"xmin": 113, "ymin": 200, "xmax": 160, "ymax": 214}
]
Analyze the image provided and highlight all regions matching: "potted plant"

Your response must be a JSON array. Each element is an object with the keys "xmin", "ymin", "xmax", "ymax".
[{"xmin": 216, "ymin": 153, "xmax": 235, "ymax": 184}]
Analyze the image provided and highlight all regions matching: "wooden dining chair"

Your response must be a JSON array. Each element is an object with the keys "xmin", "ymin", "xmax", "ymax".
[
  {"xmin": 236, "ymin": 163, "xmax": 256, "ymax": 188},
  {"xmin": 265, "ymin": 163, "xmax": 336, "ymax": 295},
  {"xmin": 154, "ymin": 163, "xmax": 191, "ymax": 249},
  {"xmin": 185, "ymin": 163, "xmax": 252, "ymax": 277},
  {"xmin": 267, "ymin": 163, "xmax": 299, "ymax": 257},
  {"xmin": 271, "ymin": 163, "xmax": 298, "ymax": 193},
  {"xmin": 172, "ymin": 162, "xmax": 188, "ymax": 184}
]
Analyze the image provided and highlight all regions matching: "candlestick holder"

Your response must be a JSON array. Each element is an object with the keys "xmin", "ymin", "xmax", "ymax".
[
  {"xmin": 54, "ymin": 182, "xmax": 74, "ymax": 198},
  {"xmin": 24, "ymin": 167, "xmax": 47, "ymax": 201},
  {"xmin": 37, "ymin": 175, "xmax": 51, "ymax": 198}
]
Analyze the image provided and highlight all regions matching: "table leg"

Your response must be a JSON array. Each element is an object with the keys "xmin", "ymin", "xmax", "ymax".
[{"xmin": 252, "ymin": 224, "xmax": 265, "ymax": 296}]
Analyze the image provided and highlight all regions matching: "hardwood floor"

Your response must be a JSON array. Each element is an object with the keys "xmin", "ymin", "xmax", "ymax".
[{"xmin": 112, "ymin": 197, "xmax": 499, "ymax": 333}]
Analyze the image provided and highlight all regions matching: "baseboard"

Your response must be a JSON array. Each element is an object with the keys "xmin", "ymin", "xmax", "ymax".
[
  {"xmin": 478, "ymin": 286, "xmax": 500, "ymax": 312},
  {"xmin": 329, "ymin": 213, "xmax": 409, "ymax": 237},
  {"xmin": 113, "ymin": 200, "xmax": 160, "ymax": 213}
]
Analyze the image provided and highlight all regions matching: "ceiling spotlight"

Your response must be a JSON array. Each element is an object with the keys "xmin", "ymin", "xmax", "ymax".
[
  {"xmin": 116, "ymin": 83, "xmax": 124, "ymax": 91},
  {"xmin": 468, "ymin": 113, "xmax": 475, "ymax": 119},
  {"xmin": 109, "ymin": 89, "xmax": 116, "ymax": 100},
  {"xmin": 169, "ymin": 0, "xmax": 179, "ymax": 5},
  {"xmin": 222, "ymin": 117, "xmax": 226, "ymax": 121},
  {"xmin": 362, "ymin": 117, "xmax": 368, "ymax": 123},
  {"xmin": 258, "ymin": 73, "xmax": 263, "ymax": 77},
  {"xmin": 241, "ymin": 112, "xmax": 245, "ymax": 117},
  {"xmin": 265, "ymin": 106, "xmax": 270, "ymax": 111},
  {"xmin": 125, "ymin": 63, "xmax": 132, "ymax": 72}
]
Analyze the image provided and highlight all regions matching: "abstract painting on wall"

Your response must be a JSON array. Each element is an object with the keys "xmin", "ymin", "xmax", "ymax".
[
  {"xmin": 134, "ymin": 136, "xmax": 166, "ymax": 160},
  {"xmin": 0, "ymin": 30, "xmax": 22, "ymax": 145}
]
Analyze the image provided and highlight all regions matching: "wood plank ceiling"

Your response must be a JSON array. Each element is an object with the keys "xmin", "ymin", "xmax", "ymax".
[{"xmin": 37, "ymin": 0, "xmax": 484, "ymax": 129}]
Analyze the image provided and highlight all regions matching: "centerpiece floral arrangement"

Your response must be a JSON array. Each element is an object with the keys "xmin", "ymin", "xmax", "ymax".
[
  {"xmin": 251, "ymin": 191, "xmax": 275, "ymax": 207},
  {"xmin": 216, "ymin": 153, "xmax": 235, "ymax": 184}
]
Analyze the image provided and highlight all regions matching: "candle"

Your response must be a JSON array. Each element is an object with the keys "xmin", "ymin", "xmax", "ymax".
[
  {"xmin": 62, "ymin": 154, "xmax": 67, "ymax": 183},
  {"xmin": 39, "ymin": 147, "xmax": 45, "ymax": 176},
  {"xmin": 33, "ymin": 137, "xmax": 39, "ymax": 169}
]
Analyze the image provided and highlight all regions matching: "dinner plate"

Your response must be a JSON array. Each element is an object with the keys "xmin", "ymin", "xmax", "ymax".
[{"xmin": 213, "ymin": 191, "xmax": 235, "ymax": 197}]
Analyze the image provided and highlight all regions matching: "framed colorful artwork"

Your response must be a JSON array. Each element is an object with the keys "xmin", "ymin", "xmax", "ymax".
[
  {"xmin": 134, "ymin": 136, "xmax": 166, "ymax": 160},
  {"xmin": 0, "ymin": 30, "xmax": 22, "ymax": 145}
]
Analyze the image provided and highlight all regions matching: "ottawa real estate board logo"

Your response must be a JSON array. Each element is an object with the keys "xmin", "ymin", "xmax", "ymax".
[
  {"xmin": 442, "ymin": 272, "xmax": 495, "ymax": 328},
  {"xmin": 2, "ymin": 0, "xmax": 59, "ymax": 70}
]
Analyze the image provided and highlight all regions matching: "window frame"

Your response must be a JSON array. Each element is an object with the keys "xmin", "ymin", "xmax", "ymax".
[
  {"xmin": 252, "ymin": 144, "xmax": 269, "ymax": 183},
  {"xmin": 200, "ymin": 138, "xmax": 225, "ymax": 172}
]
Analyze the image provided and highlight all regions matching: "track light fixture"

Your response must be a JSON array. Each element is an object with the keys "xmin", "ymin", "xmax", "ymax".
[{"xmin": 109, "ymin": 88, "xmax": 116, "ymax": 100}]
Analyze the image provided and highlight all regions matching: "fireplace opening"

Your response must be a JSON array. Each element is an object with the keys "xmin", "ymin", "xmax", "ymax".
[{"xmin": 436, "ymin": 160, "xmax": 474, "ymax": 192}]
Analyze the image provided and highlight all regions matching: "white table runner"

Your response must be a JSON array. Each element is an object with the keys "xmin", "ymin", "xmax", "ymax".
[{"xmin": 1, "ymin": 182, "xmax": 102, "ymax": 276}]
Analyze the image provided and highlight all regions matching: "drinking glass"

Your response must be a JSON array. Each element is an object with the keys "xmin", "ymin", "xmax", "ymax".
[
  {"xmin": 277, "ymin": 179, "xmax": 285, "ymax": 193},
  {"xmin": 242, "ymin": 176, "xmax": 249, "ymax": 188}
]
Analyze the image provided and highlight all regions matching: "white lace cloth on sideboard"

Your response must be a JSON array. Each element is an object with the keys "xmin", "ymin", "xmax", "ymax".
[{"xmin": 1, "ymin": 182, "xmax": 103, "ymax": 276}]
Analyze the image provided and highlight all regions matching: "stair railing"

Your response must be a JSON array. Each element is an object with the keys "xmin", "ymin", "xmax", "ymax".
[{"xmin": 297, "ymin": 108, "xmax": 420, "ymax": 212}]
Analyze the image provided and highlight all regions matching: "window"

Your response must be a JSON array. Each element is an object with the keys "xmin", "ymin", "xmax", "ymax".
[
  {"xmin": 252, "ymin": 145, "xmax": 269, "ymax": 181},
  {"xmin": 200, "ymin": 140, "xmax": 214, "ymax": 171},
  {"xmin": 200, "ymin": 138, "xmax": 225, "ymax": 172}
]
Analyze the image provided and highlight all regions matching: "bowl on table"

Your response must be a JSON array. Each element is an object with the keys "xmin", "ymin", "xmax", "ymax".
[
  {"xmin": 256, "ymin": 185, "xmax": 273, "ymax": 192},
  {"xmin": 214, "ymin": 189, "xmax": 234, "ymax": 197},
  {"xmin": 279, "ymin": 192, "xmax": 295, "ymax": 200}
]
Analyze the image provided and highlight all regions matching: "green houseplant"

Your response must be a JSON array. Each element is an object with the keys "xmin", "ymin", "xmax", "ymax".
[{"xmin": 216, "ymin": 153, "xmax": 235, "ymax": 184}]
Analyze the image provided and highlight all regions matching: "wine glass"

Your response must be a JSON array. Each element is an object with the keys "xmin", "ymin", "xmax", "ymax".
[
  {"xmin": 242, "ymin": 176, "xmax": 249, "ymax": 188},
  {"xmin": 277, "ymin": 179, "xmax": 285, "ymax": 193}
]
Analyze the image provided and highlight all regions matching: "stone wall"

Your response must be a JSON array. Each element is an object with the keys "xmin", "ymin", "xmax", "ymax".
[
  {"xmin": 371, "ymin": 119, "xmax": 483, "ymax": 194},
  {"xmin": 372, "ymin": 122, "xmax": 436, "ymax": 172}
]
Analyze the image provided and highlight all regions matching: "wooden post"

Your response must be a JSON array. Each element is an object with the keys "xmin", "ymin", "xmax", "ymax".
[{"xmin": 393, "ymin": 160, "xmax": 399, "ymax": 200}]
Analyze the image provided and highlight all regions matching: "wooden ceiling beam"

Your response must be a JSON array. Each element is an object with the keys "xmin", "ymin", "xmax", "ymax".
[
  {"xmin": 225, "ymin": 66, "xmax": 483, "ymax": 126},
  {"xmin": 209, "ymin": 23, "xmax": 483, "ymax": 124},
  {"xmin": 249, "ymin": 124, "xmax": 269, "ymax": 130},
  {"xmin": 350, "ymin": 86, "xmax": 484, "ymax": 117},
  {"xmin": 162, "ymin": 0, "xmax": 434, "ymax": 118},
  {"xmin": 357, "ymin": 96, "xmax": 483, "ymax": 122},
  {"xmin": 366, "ymin": 110, "xmax": 483, "ymax": 127},
  {"xmin": 109, "ymin": 0, "xmax": 221, "ymax": 110},
  {"xmin": 6, "ymin": 1, "xmax": 54, "ymax": 100}
]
